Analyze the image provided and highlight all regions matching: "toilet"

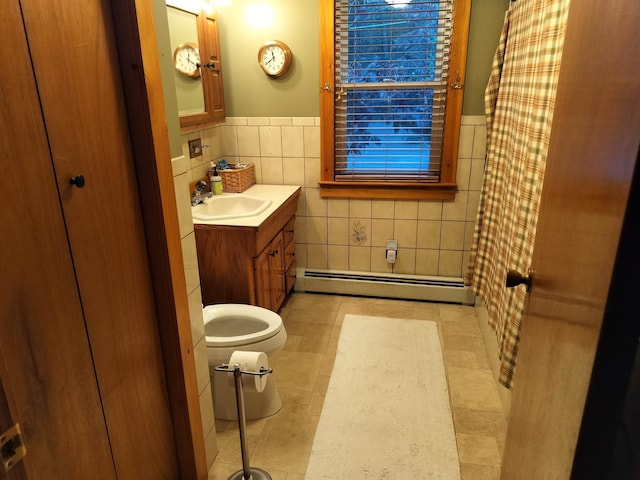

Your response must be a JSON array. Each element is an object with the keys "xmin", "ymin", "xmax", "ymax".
[{"xmin": 203, "ymin": 303, "xmax": 287, "ymax": 420}]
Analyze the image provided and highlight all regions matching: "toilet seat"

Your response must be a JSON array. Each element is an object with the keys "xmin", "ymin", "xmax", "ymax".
[
  {"xmin": 203, "ymin": 303, "xmax": 283, "ymax": 347},
  {"xmin": 203, "ymin": 303, "xmax": 287, "ymax": 420}
]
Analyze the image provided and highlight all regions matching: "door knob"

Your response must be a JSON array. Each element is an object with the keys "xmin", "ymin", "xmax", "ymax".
[
  {"xmin": 506, "ymin": 269, "xmax": 533, "ymax": 292},
  {"xmin": 69, "ymin": 175, "xmax": 85, "ymax": 188}
]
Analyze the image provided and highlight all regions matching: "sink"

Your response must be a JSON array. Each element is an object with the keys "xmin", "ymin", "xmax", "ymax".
[{"xmin": 191, "ymin": 194, "xmax": 272, "ymax": 221}]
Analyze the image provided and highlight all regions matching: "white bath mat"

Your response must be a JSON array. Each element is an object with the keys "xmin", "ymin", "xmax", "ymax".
[{"xmin": 305, "ymin": 314, "xmax": 460, "ymax": 479}]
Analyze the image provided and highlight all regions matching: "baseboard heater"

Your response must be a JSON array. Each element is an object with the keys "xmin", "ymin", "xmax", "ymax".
[{"xmin": 295, "ymin": 268, "xmax": 474, "ymax": 305}]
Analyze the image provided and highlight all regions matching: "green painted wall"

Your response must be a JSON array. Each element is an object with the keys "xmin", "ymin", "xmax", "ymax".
[
  {"xmin": 464, "ymin": 0, "xmax": 510, "ymax": 115},
  {"xmin": 153, "ymin": 0, "xmax": 182, "ymax": 158},
  {"xmin": 216, "ymin": 0, "xmax": 320, "ymax": 117},
  {"xmin": 215, "ymin": 0, "xmax": 508, "ymax": 118},
  {"xmin": 156, "ymin": 0, "xmax": 509, "ymax": 123}
]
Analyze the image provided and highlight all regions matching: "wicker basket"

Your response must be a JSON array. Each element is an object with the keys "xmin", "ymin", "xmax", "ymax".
[{"xmin": 218, "ymin": 164, "xmax": 256, "ymax": 193}]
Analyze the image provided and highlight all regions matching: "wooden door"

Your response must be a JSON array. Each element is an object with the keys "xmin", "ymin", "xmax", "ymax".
[
  {"xmin": 1, "ymin": 0, "xmax": 184, "ymax": 478},
  {"xmin": 0, "ymin": 2, "xmax": 116, "ymax": 477},
  {"xmin": 500, "ymin": 1, "xmax": 640, "ymax": 478}
]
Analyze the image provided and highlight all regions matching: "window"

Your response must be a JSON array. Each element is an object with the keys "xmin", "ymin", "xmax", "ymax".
[{"xmin": 319, "ymin": 0, "xmax": 470, "ymax": 199}]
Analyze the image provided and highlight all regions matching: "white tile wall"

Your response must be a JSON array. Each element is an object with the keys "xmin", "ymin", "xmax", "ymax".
[
  {"xmin": 171, "ymin": 153, "xmax": 218, "ymax": 469},
  {"xmin": 178, "ymin": 115, "xmax": 486, "ymax": 282}
]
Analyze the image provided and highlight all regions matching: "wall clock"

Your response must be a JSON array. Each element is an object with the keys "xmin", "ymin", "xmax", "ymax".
[
  {"xmin": 174, "ymin": 42, "xmax": 201, "ymax": 78},
  {"xmin": 258, "ymin": 40, "xmax": 292, "ymax": 78}
]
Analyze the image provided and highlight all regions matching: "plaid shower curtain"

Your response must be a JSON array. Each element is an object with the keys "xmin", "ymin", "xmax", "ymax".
[{"xmin": 466, "ymin": 0, "xmax": 571, "ymax": 389}]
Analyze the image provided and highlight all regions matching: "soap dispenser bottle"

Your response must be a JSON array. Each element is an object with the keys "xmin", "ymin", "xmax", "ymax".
[{"xmin": 211, "ymin": 166, "xmax": 223, "ymax": 195}]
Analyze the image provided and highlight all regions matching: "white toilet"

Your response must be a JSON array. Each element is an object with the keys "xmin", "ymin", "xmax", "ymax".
[{"xmin": 203, "ymin": 303, "xmax": 287, "ymax": 420}]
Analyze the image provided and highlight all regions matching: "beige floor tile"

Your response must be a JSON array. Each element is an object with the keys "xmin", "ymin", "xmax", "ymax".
[
  {"xmin": 452, "ymin": 408, "xmax": 507, "ymax": 436},
  {"xmin": 473, "ymin": 338, "xmax": 493, "ymax": 370},
  {"xmin": 250, "ymin": 417, "xmax": 319, "ymax": 474},
  {"xmin": 208, "ymin": 293, "xmax": 507, "ymax": 478},
  {"xmin": 286, "ymin": 307, "xmax": 338, "ymax": 325},
  {"xmin": 277, "ymin": 387, "xmax": 313, "ymax": 416},
  {"xmin": 441, "ymin": 320, "xmax": 482, "ymax": 337},
  {"xmin": 496, "ymin": 433, "xmax": 506, "ymax": 458},
  {"xmin": 363, "ymin": 297, "xmax": 417, "ymax": 318},
  {"xmin": 444, "ymin": 349, "xmax": 479, "ymax": 369},
  {"xmin": 213, "ymin": 429, "xmax": 260, "ymax": 465},
  {"xmin": 441, "ymin": 332, "xmax": 479, "ymax": 352},
  {"xmin": 287, "ymin": 292, "xmax": 342, "ymax": 312},
  {"xmin": 285, "ymin": 473, "xmax": 306, "ymax": 480},
  {"xmin": 282, "ymin": 335, "xmax": 303, "ymax": 352},
  {"xmin": 459, "ymin": 462, "xmax": 501, "ymax": 480},
  {"xmin": 335, "ymin": 299, "xmax": 367, "ymax": 320},
  {"xmin": 270, "ymin": 351, "xmax": 324, "ymax": 392},
  {"xmin": 456, "ymin": 433, "xmax": 501, "ymax": 467},
  {"xmin": 410, "ymin": 300, "xmax": 442, "ymax": 320},
  {"xmin": 208, "ymin": 460, "xmax": 241, "ymax": 479},
  {"xmin": 281, "ymin": 318, "xmax": 308, "ymax": 336},
  {"xmin": 222, "ymin": 417, "xmax": 269, "ymax": 436},
  {"xmin": 307, "ymin": 391, "xmax": 326, "ymax": 416},
  {"xmin": 257, "ymin": 468, "xmax": 288, "ymax": 480},
  {"xmin": 447, "ymin": 367, "xmax": 504, "ymax": 411},
  {"xmin": 439, "ymin": 303, "xmax": 478, "ymax": 322},
  {"xmin": 295, "ymin": 323, "xmax": 333, "ymax": 353}
]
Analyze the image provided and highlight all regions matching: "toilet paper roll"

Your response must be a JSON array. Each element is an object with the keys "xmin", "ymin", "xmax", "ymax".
[{"xmin": 227, "ymin": 351, "xmax": 270, "ymax": 393}]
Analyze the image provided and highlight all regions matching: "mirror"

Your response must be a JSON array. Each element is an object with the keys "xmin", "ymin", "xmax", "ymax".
[{"xmin": 166, "ymin": 4, "xmax": 225, "ymax": 128}]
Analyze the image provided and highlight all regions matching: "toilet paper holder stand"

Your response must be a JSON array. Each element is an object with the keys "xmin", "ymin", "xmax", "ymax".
[{"xmin": 215, "ymin": 363, "xmax": 273, "ymax": 480}]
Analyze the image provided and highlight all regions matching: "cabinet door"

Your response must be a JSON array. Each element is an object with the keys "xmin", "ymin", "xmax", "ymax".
[
  {"xmin": 254, "ymin": 233, "xmax": 285, "ymax": 311},
  {"xmin": 255, "ymin": 246, "xmax": 273, "ymax": 310},
  {"xmin": 0, "ymin": 2, "xmax": 116, "ymax": 477},
  {"xmin": 21, "ymin": 2, "xmax": 179, "ymax": 478},
  {"xmin": 268, "ymin": 232, "xmax": 286, "ymax": 311},
  {"xmin": 2, "ymin": 0, "xmax": 180, "ymax": 477}
]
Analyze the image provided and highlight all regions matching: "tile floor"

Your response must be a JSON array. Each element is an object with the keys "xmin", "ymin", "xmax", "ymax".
[{"xmin": 207, "ymin": 293, "xmax": 507, "ymax": 480}]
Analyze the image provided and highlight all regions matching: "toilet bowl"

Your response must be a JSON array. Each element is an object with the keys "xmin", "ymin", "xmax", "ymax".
[{"xmin": 203, "ymin": 303, "xmax": 287, "ymax": 420}]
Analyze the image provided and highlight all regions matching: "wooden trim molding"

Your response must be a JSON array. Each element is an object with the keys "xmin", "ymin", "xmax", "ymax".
[
  {"xmin": 318, "ymin": 180, "xmax": 457, "ymax": 200},
  {"xmin": 110, "ymin": 1, "xmax": 208, "ymax": 478},
  {"xmin": 318, "ymin": 0, "xmax": 471, "ymax": 200}
]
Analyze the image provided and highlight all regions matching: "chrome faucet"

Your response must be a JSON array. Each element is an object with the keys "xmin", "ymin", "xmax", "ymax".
[{"xmin": 191, "ymin": 180, "xmax": 212, "ymax": 206}]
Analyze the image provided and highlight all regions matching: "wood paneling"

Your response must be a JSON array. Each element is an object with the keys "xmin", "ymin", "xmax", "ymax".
[
  {"xmin": 2, "ymin": 0, "xmax": 208, "ymax": 478},
  {"xmin": 500, "ymin": 0, "xmax": 640, "ymax": 477},
  {"xmin": 111, "ymin": 0, "xmax": 208, "ymax": 476},
  {"xmin": 0, "ymin": 1, "xmax": 117, "ymax": 477}
]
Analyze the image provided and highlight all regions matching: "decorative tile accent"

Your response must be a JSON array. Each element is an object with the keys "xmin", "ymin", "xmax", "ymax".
[{"xmin": 350, "ymin": 220, "xmax": 368, "ymax": 245}]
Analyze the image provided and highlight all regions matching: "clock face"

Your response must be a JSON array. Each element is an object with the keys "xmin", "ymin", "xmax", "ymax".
[
  {"xmin": 258, "ymin": 41, "xmax": 292, "ymax": 77},
  {"xmin": 174, "ymin": 43, "xmax": 201, "ymax": 78}
]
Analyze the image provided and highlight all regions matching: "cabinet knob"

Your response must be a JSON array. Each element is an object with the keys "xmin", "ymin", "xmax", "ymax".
[
  {"xmin": 69, "ymin": 175, "xmax": 86, "ymax": 188},
  {"xmin": 286, "ymin": 229, "xmax": 294, "ymax": 234},
  {"xmin": 269, "ymin": 249, "xmax": 279, "ymax": 257}
]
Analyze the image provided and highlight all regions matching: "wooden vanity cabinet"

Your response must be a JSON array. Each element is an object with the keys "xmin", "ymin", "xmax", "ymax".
[
  {"xmin": 255, "ymin": 231, "xmax": 286, "ymax": 311},
  {"xmin": 195, "ymin": 188, "xmax": 300, "ymax": 312}
]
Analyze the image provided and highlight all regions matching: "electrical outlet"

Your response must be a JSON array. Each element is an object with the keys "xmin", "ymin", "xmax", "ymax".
[
  {"xmin": 188, "ymin": 138, "xmax": 202, "ymax": 158},
  {"xmin": 386, "ymin": 240, "xmax": 398, "ymax": 264}
]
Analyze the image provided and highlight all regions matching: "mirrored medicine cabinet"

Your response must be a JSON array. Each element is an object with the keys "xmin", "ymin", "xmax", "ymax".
[{"xmin": 166, "ymin": 2, "xmax": 225, "ymax": 128}]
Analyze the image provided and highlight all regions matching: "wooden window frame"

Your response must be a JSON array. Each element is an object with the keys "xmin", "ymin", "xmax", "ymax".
[{"xmin": 319, "ymin": 0, "xmax": 471, "ymax": 200}]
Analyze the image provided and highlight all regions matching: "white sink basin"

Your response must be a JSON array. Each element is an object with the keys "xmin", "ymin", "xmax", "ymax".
[{"xmin": 191, "ymin": 194, "xmax": 272, "ymax": 222}]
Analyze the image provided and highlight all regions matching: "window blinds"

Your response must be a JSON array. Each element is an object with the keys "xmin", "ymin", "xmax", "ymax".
[{"xmin": 334, "ymin": 0, "xmax": 453, "ymax": 182}]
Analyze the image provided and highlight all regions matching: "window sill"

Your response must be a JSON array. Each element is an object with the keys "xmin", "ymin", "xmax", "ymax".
[{"xmin": 318, "ymin": 180, "xmax": 457, "ymax": 200}]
